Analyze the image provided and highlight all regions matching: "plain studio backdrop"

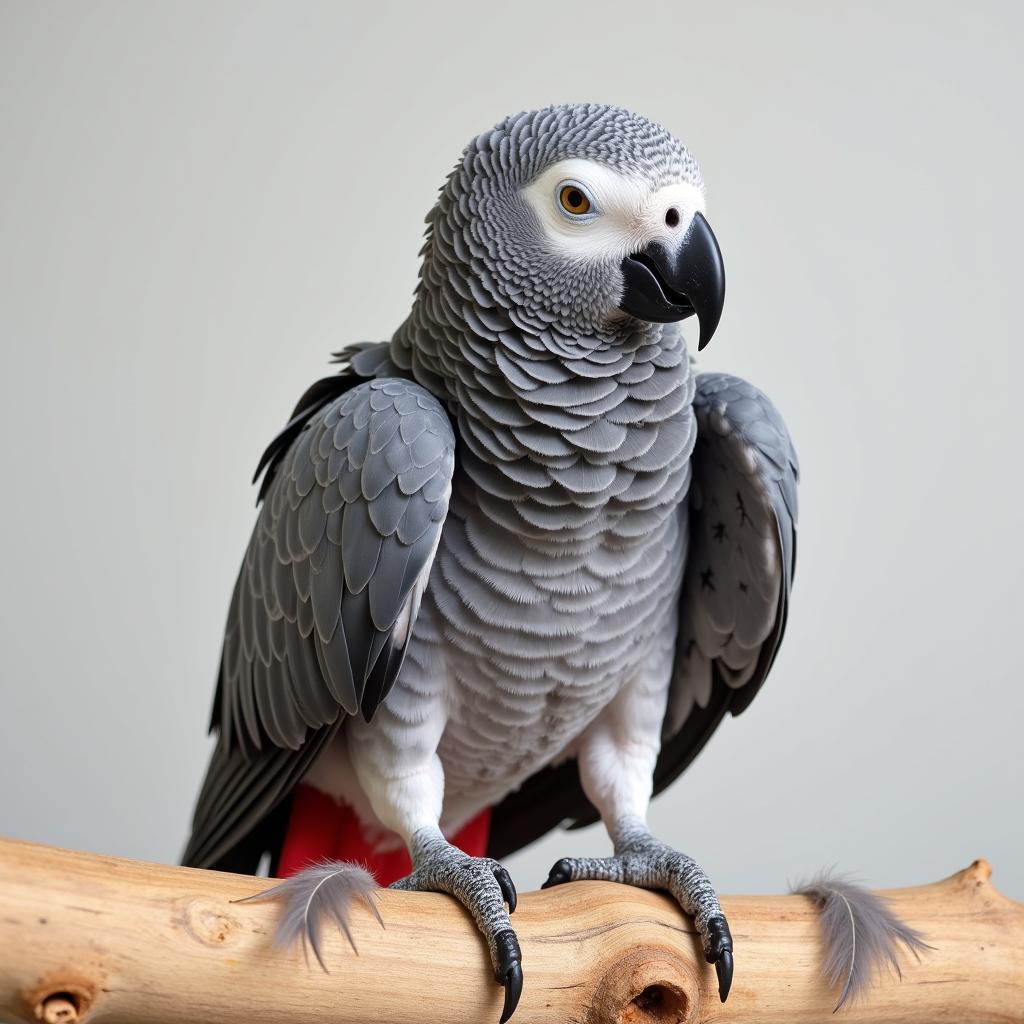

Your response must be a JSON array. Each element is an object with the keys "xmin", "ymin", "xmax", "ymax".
[{"xmin": 1, "ymin": 1, "xmax": 1021, "ymax": 903}]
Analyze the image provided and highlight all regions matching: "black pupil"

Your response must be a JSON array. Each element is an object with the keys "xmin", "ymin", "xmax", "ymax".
[{"xmin": 566, "ymin": 189, "xmax": 583, "ymax": 209}]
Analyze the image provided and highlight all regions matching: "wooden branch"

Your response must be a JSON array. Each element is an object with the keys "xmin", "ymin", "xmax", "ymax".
[{"xmin": 0, "ymin": 838, "xmax": 1020, "ymax": 1024}]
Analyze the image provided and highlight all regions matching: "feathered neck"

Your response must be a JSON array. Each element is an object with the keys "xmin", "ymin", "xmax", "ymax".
[
  {"xmin": 388, "ymin": 287, "xmax": 696, "ymax": 546},
  {"xmin": 389, "ymin": 280, "xmax": 690, "ymax": 443}
]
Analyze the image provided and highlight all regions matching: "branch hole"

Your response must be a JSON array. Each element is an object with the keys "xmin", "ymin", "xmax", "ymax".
[
  {"xmin": 623, "ymin": 983, "xmax": 689, "ymax": 1023},
  {"xmin": 37, "ymin": 993, "xmax": 80, "ymax": 1024}
]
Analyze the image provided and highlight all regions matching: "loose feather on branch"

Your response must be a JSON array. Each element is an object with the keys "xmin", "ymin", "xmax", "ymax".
[
  {"xmin": 793, "ymin": 871, "xmax": 931, "ymax": 1010},
  {"xmin": 237, "ymin": 860, "xmax": 382, "ymax": 969}
]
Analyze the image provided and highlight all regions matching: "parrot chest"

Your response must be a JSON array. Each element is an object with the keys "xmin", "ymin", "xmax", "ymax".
[{"xmin": 424, "ymin": 439, "xmax": 692, "ymax": 810}]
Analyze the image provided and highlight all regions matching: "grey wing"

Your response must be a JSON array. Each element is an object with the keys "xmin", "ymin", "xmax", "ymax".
[
  {"xmin": 653, "ymin": 371, "xmax": 798, "ymax": 794},
  {"xmin": 183, "ymin": 377, "xmax": 455, "ymax": 869}
]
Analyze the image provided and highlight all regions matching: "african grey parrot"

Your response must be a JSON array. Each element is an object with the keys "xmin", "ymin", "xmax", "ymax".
[{"xmin": 184, "ymin": 103, "xmax": 800, "ymax": 1020}]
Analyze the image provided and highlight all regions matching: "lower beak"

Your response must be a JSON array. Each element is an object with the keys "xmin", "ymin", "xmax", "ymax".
[{"xmin": 618, "ymin": 212, "xmax": 726, "ymax": 350}]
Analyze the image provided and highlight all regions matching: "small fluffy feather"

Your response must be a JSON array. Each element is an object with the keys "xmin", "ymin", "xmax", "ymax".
[
  {"xmin": 237, "ymin": 860, "xmax": 382, "ymax": 969},
  {"xmin": 793, "ymin": 870, "xmax": 930, "ymax": 1010}
]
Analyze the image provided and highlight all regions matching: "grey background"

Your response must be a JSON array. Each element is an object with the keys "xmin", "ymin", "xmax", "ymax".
[{"xmin": 1, "ymin": 1, "xmax": 1021, "ymax": 900}]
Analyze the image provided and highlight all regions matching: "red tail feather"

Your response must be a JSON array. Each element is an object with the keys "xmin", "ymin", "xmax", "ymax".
[{"xmin": 278, "ymin": 783, "xmax": 492, "ymax": 886}]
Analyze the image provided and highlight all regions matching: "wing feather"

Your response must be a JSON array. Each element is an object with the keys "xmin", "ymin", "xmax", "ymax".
[
  {"xmin": 656, "ymin": 371, "xmax": 798, "ymax": 781},
  {"xmin": 183, "ymin": 359, "xmax": 455, "ymax": 871},
  {"xmin": 667, "ymin": 374, "xmax": 802, "ymax": 729}
]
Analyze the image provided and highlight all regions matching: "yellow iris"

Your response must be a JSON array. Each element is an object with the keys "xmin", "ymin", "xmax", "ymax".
[{"xmin": 558, "ymin": 185, "xmax": 591, "ymax": 215}]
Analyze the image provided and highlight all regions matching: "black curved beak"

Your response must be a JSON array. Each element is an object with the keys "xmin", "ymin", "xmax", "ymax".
[{"xmin": 618, "ymin": 212, "xmax": 725, "ymax": 350}]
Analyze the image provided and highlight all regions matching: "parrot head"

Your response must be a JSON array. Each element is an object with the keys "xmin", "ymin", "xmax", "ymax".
[{"xmin": 425, "ymin": 103, "xmax": 725, "ymax": 350}]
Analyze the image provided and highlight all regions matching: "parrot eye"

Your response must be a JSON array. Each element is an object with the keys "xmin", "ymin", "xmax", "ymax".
[
  {"xmin": 555, "ymin": 181, "xmax": 597, "ymax": 220},
  {"xmin": 559, "ymin": 186, "xmax": 590, "ymax": 214}
]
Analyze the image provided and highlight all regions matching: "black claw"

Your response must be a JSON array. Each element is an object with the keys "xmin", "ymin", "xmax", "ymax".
[
  {"xmin": 540, "ymin": 858, "xmax": 573, "ymax": 889},
  {"xmin": 494, "ymin": 866, "xmax": 518, "ymax": 913},
  {"xmin": 493, "ymin": 929, "xmax": 523, "ymax": 1023},
  {"xmin": 716, "ymin": 949, "xmax": 733, "ymax": 1002},
  {"xmin": 704, "ymin": 916, "xmax": 734, "ymax": 1002},
  {"xmin": 500, "ymin": 961, "xmax": 523, "ymax": 1023}
]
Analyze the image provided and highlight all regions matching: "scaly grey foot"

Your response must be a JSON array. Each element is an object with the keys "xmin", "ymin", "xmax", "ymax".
[
  {"xmin": 390, "ymin": 827, "xmax": 522, "ymax": 1022},
  {"xmin": 542, "ymin": 817, "xmax": 733, "ymax": 1002}
]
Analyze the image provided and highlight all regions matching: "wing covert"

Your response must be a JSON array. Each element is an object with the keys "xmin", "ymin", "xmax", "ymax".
[
  {"xmin": 184, "ymin": 375, "xmax": 455, "ymax": 869},
  {"xmin": 655, "ymin": 371, "xmax": 798, "ymax": 792}
]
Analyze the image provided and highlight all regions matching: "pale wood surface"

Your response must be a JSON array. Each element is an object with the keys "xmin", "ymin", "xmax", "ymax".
[{"xmin": 0, "ymin": 837, "xmax": 1021, "ymax": 1024}]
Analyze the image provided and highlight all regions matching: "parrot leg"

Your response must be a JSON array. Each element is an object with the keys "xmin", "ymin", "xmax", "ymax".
[
  {"xmin": 542, "ymin": 814, "xmax": 733, "ymax": 1001},
  {"xmin": 552, "ymin": 670, "xmax": 735, "ymax": 1002},
  {"xmin": 390, "ymin": 826, "xmax": 522, "ymax": 1023},
  {"xmin": 346, "ymin": 702, "xmax": 522, "ymax": 1019}
]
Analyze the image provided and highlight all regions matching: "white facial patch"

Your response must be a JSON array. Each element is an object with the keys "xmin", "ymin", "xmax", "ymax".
[{"xmin": 521, "ymin": 158, "xmax": 706, "ymax": 264}]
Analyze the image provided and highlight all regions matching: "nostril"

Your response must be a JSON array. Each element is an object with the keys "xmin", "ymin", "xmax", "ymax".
[{"xmin": 665, "ymin": 207, "xmax": 680, "ymax": 228}]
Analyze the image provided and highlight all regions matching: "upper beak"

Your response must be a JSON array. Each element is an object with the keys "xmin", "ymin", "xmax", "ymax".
[{"xmin": 618, "ymin": 212, "xmax": 726, "ymax": 350}]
